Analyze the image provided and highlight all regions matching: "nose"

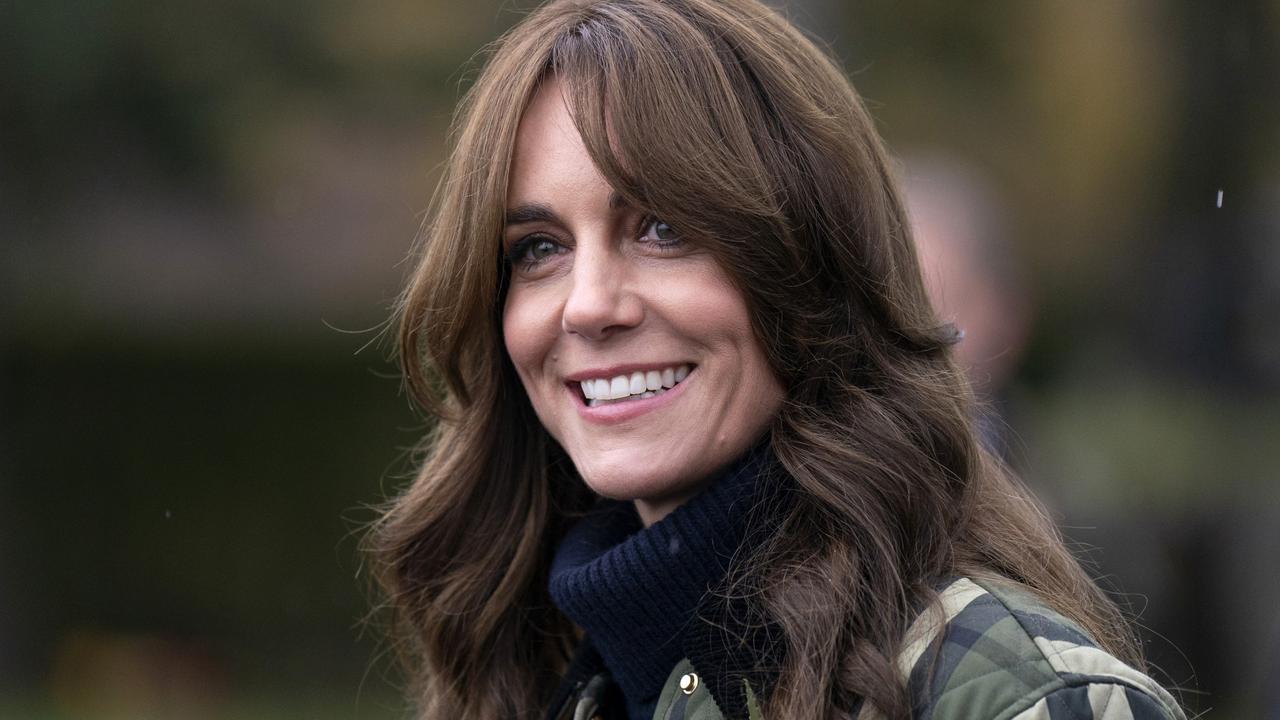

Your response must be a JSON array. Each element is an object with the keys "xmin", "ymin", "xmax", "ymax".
[{"xmin": 561, "ymin": 245, "xmax": 643, "ymax": 340}]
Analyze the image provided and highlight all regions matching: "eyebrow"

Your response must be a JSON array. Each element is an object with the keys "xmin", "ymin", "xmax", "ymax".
[
  {"xmin": 504, "ymin": 203, "xmax": 556, "ymax": 226},
  {"xmin": 504, "ymin": 192, "xmax": 630, "ymax": 227}
]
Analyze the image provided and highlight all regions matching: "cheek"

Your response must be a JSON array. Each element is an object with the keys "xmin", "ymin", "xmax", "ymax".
[
  {"xmin": 503, "ymin": 286, "xmax": 573, "ymax": 444},
  {"xmin": 671, "ymin": 271, "xmax": 756, "ymax": 351},
  {"xmin": 677, "ymin": 271, "xmax": 780, "ymax": 408},
  {"xmin": 502, "ymin": 287, "xmax": 544, "ymax": 383}
]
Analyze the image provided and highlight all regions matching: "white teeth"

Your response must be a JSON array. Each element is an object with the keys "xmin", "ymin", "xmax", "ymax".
[
  {"xmin": 586, "ymin": 387, "xmax": 668, "ymax": 407},
  {"xmin": 578, "ymin": 365, "xmax": 693, "ymax": 404}
]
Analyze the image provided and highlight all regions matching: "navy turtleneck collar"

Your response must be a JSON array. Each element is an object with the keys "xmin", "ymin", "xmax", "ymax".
[{"xmin": 548, "ymin": 447, "xmax": 771, "ymax": 720}]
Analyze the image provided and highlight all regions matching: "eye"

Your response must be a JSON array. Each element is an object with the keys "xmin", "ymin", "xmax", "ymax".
[
  {"xmin": 507, "ymin": 234, "xmax": 565, "ymax": 269},
  {"xmin": 639, "ymin": 217, "xmax": 681, "ymax": 246},
  {"xmin": 525, "ymin": 237, "xmax": 561, "ymax": 262}
]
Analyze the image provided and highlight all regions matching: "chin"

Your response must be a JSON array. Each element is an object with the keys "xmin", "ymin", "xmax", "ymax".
[{"xmin": 576, "ymin": 456, "xmax": 698, "ymax": 504}]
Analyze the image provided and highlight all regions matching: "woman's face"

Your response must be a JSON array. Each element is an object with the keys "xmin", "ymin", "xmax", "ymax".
[{"xmin": 502, "ymin": 81, "xmax": 785, "ymax": 525}]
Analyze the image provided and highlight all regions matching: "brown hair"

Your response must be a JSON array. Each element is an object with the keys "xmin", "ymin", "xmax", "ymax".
[{"xmin": 370, "ymin": 0, "xmax": 1143, "ymax": 717}]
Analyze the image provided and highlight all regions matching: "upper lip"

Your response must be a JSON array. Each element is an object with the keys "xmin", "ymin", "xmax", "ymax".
[{"xmin": 564, "ymin": 362, "xmax": 694, "ymax": 382}]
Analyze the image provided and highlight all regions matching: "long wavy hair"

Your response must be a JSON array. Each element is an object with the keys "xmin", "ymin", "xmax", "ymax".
[{"xmin": 370, "ymin": 0, "xmax": 1143, "ymax": 717}]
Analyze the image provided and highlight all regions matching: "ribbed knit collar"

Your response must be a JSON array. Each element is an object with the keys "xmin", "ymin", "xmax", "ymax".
[{"xmin": 548, "ymin": 447, "xmax": 771, "ymax": 720}]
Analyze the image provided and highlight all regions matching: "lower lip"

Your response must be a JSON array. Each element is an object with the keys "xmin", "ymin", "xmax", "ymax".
[{"xmin": 571, "ymin": 371, "xmax": 694, "ymax": 424}]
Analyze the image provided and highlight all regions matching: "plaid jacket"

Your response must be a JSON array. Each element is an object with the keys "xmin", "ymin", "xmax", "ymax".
[{"xmin": 556, "ymin": 576, "xmax": 1183, "ymax": 720}]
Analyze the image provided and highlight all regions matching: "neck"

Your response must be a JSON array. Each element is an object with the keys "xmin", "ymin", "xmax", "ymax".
[{"xmin": 633, "ymin": 490, "xmax": 697, "ymax": 527}]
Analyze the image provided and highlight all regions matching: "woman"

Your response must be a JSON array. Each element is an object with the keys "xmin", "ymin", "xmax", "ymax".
[{"xmin": 370, "ymin": 1, "xmax": 1184, "ymax": 718}]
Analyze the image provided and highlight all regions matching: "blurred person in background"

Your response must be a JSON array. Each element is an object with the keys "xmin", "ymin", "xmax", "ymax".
[
  {"xmin": 368, "ymin": 1, "xmax": 1184, "ymax": 719},
  {"xmin": 901, "ymin": 155, "xmax": 1032, "ymax": 455}
]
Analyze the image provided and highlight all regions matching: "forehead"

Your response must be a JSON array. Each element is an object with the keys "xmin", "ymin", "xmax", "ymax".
[{"xmin": 508, "ymin": 80, "xmax": 600, "ymax": 200}]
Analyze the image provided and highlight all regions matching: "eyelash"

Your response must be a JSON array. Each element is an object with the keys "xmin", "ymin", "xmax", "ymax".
[{"xmin": 505, "ymin": 216, "xmax": 683, "ymax": 271}]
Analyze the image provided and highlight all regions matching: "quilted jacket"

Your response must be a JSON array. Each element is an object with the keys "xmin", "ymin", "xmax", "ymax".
[{"xmin": 548, "ymin": 576, "xmax": 1184, "ymax": 720}]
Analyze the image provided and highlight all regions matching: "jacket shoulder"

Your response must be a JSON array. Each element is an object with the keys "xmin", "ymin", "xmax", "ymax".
[
  {"xmin": 648, "ymin": 576, "xmax": 1185, "ymax": 720},
  {"xmin": 885, "ymin": 576, "xmax": 1185, "ymax": 720}
]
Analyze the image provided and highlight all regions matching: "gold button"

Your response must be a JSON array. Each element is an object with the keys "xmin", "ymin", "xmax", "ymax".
[{"xmin": 679, "ymin": 672, "xmax": 699, "ymax": 695}]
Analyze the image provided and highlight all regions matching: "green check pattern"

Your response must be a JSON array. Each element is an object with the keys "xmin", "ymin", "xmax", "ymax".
[{"xmin": 652, "ymin": 577, "xmax": 1184, "ymax": 720}]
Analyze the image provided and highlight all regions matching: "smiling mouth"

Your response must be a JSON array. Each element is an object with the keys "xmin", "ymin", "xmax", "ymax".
[{"xmin": 578, "ymin": 364, "xmax": 692, "ymax": 407}]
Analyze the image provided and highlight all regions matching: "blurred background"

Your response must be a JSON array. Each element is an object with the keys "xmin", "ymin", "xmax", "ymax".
[{"xmin": 2, "ymin": 0, "xmax": 1277, "ymax": 718}]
